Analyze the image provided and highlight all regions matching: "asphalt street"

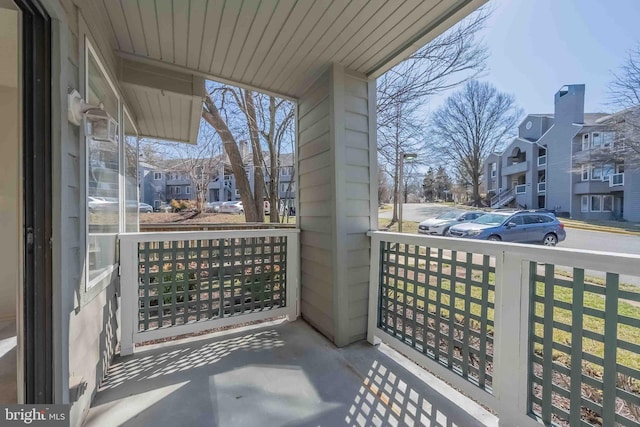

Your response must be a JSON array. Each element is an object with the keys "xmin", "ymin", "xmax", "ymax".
[
  {"xmin": 380, "ymin": 203, "xmax": 640, "ymax": 286},
  {"xmin": 380, "ymin": 203, "xmax": 640, "ymax": 255}
]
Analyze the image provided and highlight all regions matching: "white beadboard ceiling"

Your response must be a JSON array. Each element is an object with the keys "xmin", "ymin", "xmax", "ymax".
[{"xmin": 97, "ymin": 0, "xmax": 485, "ymax": 141}]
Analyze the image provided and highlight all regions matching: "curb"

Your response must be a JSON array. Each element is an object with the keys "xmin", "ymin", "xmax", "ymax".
[{"xmin": 562, "ymin": 222, "xmax": 640, "ymax": 236}]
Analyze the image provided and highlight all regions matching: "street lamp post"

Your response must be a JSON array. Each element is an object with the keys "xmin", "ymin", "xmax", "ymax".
[{"xmin": 398, "ymin": 152, "xmax": 417, "ymax": 233}]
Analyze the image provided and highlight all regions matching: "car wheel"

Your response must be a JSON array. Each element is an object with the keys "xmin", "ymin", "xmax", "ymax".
[
  {"xmin": 488, "ymin": 235, "xmax": 501, "ymax": 241},
  {"xmin": 543, "ymin": 233, "xmax": 558, "ymax": 246}
]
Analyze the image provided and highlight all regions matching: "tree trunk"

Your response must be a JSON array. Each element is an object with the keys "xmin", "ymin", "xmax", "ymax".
[
  {"xmin": 202, "ymin": 96, "xmax": 260, "ymax": 221},
  {"xmin": 392, "ymin": 146, "xmax": 399, "ymax": 223},
  {"xmin": 244, "ymin": 90, "xmax": 265, "ymax": 221}
]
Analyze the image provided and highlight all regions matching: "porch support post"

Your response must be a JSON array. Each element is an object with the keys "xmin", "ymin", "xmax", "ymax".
[
  {"xmin": 297, "ymin": 63, "xmax": 377, "ymax": 346},
  {"xmin": 493, "ymin": 252, "xmax": 538, "ymax": 427}
]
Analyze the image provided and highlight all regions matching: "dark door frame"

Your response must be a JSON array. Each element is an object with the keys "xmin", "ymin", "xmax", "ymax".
[{"xmin": 15, "ymin": 0, "xmax": 53, "ymax": 403}]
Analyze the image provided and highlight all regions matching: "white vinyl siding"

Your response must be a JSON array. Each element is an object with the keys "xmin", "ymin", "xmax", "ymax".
[
  {"xmin": 341, "ymin": 71, "xmax": 374, "ymax": 343},
  {"xmin": 298, "ymin": 69, "xmax": 334, "ymax": 340},
  {"xmin": 297, "ymin": 66, "xmax": 376, "ymax": 345}
]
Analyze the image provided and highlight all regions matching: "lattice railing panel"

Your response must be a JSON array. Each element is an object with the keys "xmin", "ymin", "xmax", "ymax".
[
  {"xmin": 378, "ymin": 240, "xmax": 496, "ymax": 392},
  {"xmin": 529, "ymin": 263, "xmax": 640, "ymax": 427},
  {"xmin": 137, "ymin": 236, "xmax": 287, "ymax": 331}
]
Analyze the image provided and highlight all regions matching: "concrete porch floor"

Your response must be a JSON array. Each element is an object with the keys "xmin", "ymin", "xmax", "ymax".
[{"xmin": 85, "ymin": 320, "xmax": 497, "ymax": 427}]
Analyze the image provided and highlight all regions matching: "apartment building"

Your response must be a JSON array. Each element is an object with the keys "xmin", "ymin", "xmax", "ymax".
[
  {"xmin": 139, "ymin": 153, "xmax": 296, "ymax": 210},
  {"xmin": 485, "ymin": 84, "xmax": 639, "ymax": 221}
]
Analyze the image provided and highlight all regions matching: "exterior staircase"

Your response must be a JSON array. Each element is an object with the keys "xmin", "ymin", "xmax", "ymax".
[{"xmin": 491, "ymin": 187, "xmax": 515, "ymax": 209}]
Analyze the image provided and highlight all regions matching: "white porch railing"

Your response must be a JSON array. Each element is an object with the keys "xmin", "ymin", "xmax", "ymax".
[
  {"xmin": 368, "ymin": 231, "xmax": 640, "ymax": 427},
  {"xmin": 491, "ymin": 187, "xmax": 515, "ymax": 209},
  {"xmin": 119, "ymin": 229, "xmax": 300, "ymax": 355}
]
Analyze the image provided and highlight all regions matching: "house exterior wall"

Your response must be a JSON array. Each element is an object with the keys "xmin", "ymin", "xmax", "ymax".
[
  {"xmin": 140, "ymin": 167, "xmax": 166, "ymax": 207},
  {"xmin": 484, "ymin": 153, "xmax": 500, "ymax": 194},
  {"xmin": 339, "ymin": 69, "xmax": 376, "ymax": 344},
  {"xmin": 298, "ymin": 67, "xmax": 334, "ymax": 341},
  {"xmin": 46, "ymin": 2, "xmax": 123, "ymax": 424},
  {"xmin": 297, "ymin": 64, "xmax": 376, "ymax": 347},
  {"xmin": 537, "ymin": 123, "xmax": 578, "ymax": 215},
  {"xmin": 624, "ymin": 165, "xmax": 640, "ymax": 222}
]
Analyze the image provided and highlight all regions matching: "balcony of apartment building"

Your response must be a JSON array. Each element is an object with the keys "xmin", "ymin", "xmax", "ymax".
[
  {"xmin": 574, "ymin": 163, "xmax": 624, "ymax": 194},
  {"xmin": 502, "ymin": 147, "xmax": 529, "ymax": 176},
  {"xmin": 537, "ymin": 172, "xmax": 546, "ymax": 194},
  {"xmin": 536, "ymin": 147, "xmax": 547, "ymax": 170},
  {"xmin": 165, "ymin": 172, "xmax": 192, "ymax": 185},
  {"xmin": 209, "ymin": 174, "xmax": 234, "ymax": 191}
]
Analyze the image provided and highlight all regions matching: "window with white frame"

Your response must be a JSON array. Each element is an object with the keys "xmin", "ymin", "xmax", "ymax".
[
  {"xmin": 186, "ymin": 187, "xmax": 191, "ymax": 194},
  {"xmin": 86, "ymin": 40, "xmax": 121, "ymax": 289},
  {"xmin": 592, "ymin": 132, "xmax": 602, "ymax": 148},
  {"xmin": 602, "ymin": 163, "xmax": 614, "ymax": 180},
  {"xmin": 175, "ymin": 187, "xmax": 181, "ymax": 194},
  {"xmin": 602, "ymin": 132, "xmax": 614, "ymax": 148},
  {"xmin": 235, "ymin": 189, "xmax": 240, "ymax": 197},
  {"xmin": 124, "ymin": 109, "xmax": 139, "ymax": 233},
  {"xmin": 490, "ymin": 162, "xmax": 497, "ymax": 177},
  {"xmin": 591, "ymin": 164, "xmax": 602, "ymax": 180},
  {"xmin": 585, "ymin": 195, "xmax": 614, "ymax": 212},
  {"xmin": 281, "ymin": 166, "xmax": 292, "ymax": 176},
  {"xmin": 154, "ymin": 172, "xmax": 162, "ymax": 180},
  {"xmin": 582, "ymin": 134, "xmax": 589, "ymax": 151},
  {"xmin": 581, "ymin": 164, "xmax": 589, "ymax": 181}
]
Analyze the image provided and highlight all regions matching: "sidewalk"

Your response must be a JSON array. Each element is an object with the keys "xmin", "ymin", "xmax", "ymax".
[{"xmin": 560, "ymin": 219, "xmax": 640, "ymax": 236}]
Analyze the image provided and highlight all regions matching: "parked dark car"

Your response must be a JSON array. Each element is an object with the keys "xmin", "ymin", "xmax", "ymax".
[{"xmin": 448, "ymin": 210, "xmax": 566, "ymax": 246}]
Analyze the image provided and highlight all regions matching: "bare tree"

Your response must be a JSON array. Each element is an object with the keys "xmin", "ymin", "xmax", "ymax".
[
  {"xmin": 378, "ymin": 100, "xmax": 428, "ymax": 222},
  {"xmin": 202, "ymin": 83, "xmax": 295, "ymax": 223},
  {"xmin": 607, "ymin": 43, "xmax": 640, "ymax": 160},
  {"xmin": 253, "ymin": 93, "xmax": 295, "ymax": 223},
  {"xmin": 431, "ymin": 80, "xmax": 522, "ymax": 205},
  {"xmin": 202, "ymin": 87, "xmax": 265, "ymax": 221},
  {"xmin": 378, "ymin": 166, "xmax": 393, "ymax": 204},
  {"xmin": 377, "ymin": 6, "xmax": 490, "ymax": 126},
  {"xmin": 377, "ymin": 6, "xmax": 490, "ymax": 223}
]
